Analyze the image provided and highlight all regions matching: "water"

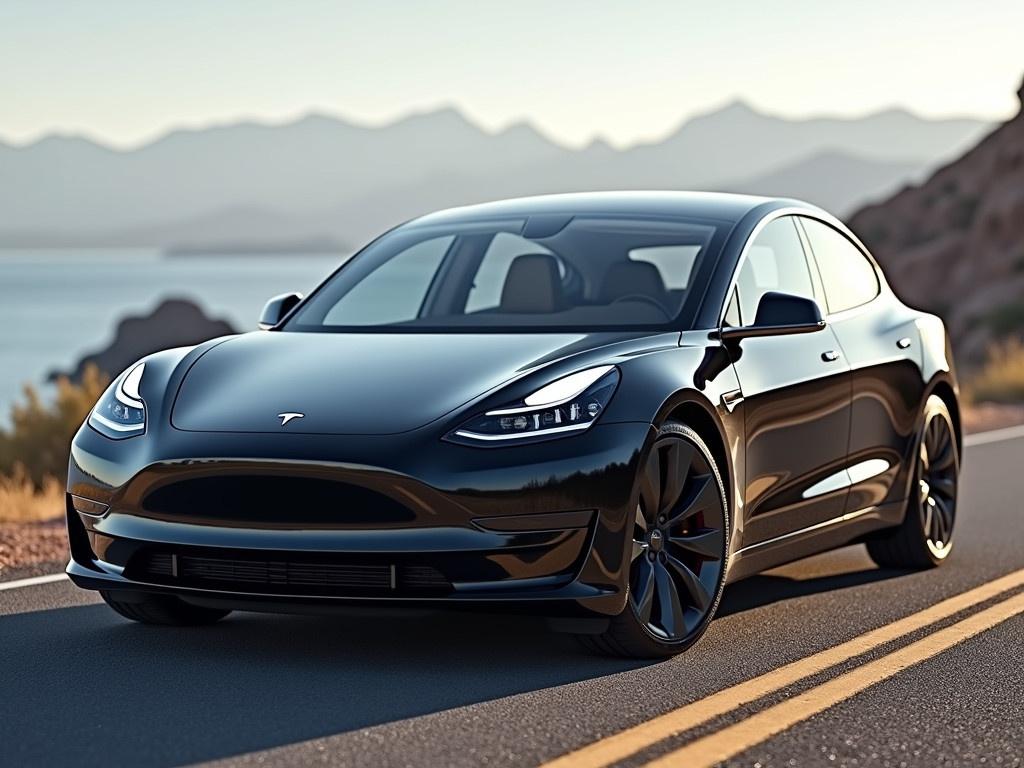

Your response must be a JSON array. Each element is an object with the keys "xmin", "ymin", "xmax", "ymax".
[{"xmin": 0, "ymin": 249, "xmax": 345, "ymax": 421}]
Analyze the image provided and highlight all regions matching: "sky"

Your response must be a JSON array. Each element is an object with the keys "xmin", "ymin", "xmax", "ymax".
[{"xmin": 2, "ymin": 0, "xmax": 1023, "ymax": 149}]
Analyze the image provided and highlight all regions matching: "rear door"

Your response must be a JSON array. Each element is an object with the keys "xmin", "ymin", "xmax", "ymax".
[
  {"xmin": 798, "ymin": 216, "xmax": 925, "ymax": 513},
  {"xmin": 725, "ymin": 216, "xmax": 853, "ymax": 546}
]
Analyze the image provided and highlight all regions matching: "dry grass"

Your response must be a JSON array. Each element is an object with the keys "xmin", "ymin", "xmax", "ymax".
[
  {"xmin": 0, "ymin": 364, "xmax": 109, "ymax": 488},
  {"xmin": 0, "ymin": 466, "xmax": 64, "ymax": 523},
  {"xmin": 966, "ymin": 337, "xmax": 1024, "ymax": 405}
]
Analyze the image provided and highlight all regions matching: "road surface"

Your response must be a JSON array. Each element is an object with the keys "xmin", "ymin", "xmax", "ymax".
[{"xmin": 3, "ymin": 427, "xmax": 1023, "ymax": 767}]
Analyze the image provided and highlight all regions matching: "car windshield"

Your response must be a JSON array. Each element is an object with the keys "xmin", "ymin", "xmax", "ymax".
[{"xmin": 284, "ymin": 214, "xmax": 727, "ymax": 332}]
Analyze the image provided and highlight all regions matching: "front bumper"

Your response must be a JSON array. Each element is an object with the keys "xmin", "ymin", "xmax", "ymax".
[{"xmin": 67, "ymin": 420, "xmax": 653, "ymax": 618}]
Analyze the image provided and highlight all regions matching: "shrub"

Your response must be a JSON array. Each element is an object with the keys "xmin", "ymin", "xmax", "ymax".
[
  {"xmin": 985, "ymin": 303, "xmax": 1024, "ymax": 336},
  {"xmin": 0, "ymin": 466, "xmax": 64, "ymax": 523},
  {"xmin": 966, "ymin": 338, "xmax": 1024, "ymax": 404},
  {"xmin": 0, "ymin": 364, "xmax": 109, "ymax": 488}
]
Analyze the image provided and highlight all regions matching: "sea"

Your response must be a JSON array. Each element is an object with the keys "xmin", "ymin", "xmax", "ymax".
[{"xmin": 0, "ymin": 249, "xmax": 346, "ymax": 424}]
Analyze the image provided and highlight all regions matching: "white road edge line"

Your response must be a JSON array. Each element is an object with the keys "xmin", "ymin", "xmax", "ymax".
[
  {"xmin": 964, "ymin": 423, "xmax": 1024, "ymax": 447},
  {"xmin": 0, "ymin": 424, "xmax": 1020, "ymax": 592},
  {"xmin": 0, "ymin": 572, "xmax": 67, "ymax": 591}
]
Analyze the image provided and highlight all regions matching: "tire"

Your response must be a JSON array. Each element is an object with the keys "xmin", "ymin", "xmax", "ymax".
[
  {"xmin": 579, "ymin": 422, "xmax": 730, "ymax": 658},
  {"xmin": 100, "ymin": 590, "xmax": 231, "ymax": 626},
  {"xmin": 866, "ymin": 395, "xmax": 959, "ymax": 570}
]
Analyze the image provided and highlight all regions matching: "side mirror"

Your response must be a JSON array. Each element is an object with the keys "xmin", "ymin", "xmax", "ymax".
[
  {"xmin": 259, "ymin": 292, "xmax": 303, "ymax": 330},
  {"xmin": 720, "ymin": 292, "xmax": 825, "ymax": 340}
]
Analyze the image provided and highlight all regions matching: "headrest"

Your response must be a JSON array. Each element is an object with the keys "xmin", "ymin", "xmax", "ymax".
[
  {"xmin": 600, "ymin": 261, "xmax": 668, "ymax": 304},
  {"xmin": 499, "ymin": 253, "xmax": 563, "ymax": 313}
]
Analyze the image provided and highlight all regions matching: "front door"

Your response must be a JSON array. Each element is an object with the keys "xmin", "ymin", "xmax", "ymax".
[{"xmin": 725, "ymin": 216, "xmax": 853, "ymax": 546}]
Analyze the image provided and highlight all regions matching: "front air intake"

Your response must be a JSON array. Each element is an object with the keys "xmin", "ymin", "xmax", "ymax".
[{"xmin": 133, "ymin": 549, "xmax": 452, "ymax": 597}]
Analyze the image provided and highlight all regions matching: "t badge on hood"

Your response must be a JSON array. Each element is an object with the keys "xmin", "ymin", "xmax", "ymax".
[{"xmin": 277, "ymin": 412, "xmax": 305, "ymax": 426}]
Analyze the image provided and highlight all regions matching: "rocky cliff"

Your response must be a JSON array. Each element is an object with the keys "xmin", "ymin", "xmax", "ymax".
[{"xmin": 849, "ymin": 79, "xmax": 1024, "ymax": 367}]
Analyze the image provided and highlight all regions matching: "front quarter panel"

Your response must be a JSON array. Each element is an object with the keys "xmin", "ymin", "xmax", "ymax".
[
  {"xmin": 69, "ymin": 336, "xmax": 236, "ymax": 499},
  {"xmin": 601, "ymin": 332, "xmax": 745, "ymax": 559}
]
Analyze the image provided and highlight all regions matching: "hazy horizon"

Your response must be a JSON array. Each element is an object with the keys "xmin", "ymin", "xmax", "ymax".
[
  {"xmin": 0, "ymin": 97, "xmax": 998, "ymax": 154},
  {"xmin": 3, "ymin": 0, "xmax": 1023, "ymax": 150}
]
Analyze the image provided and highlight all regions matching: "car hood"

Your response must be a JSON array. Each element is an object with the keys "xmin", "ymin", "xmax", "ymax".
[{"xmin": 170, "ymin": 330, "xmax": 655, "ymax": 435}]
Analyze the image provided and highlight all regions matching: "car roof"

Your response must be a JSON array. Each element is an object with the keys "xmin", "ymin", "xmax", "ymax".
[{"xmin": 407, "ymin": 191, "xmax": 821, "ymax": 228}]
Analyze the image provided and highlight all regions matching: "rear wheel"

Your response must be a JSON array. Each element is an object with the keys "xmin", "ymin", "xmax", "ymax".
[
  {"xmin": 100, "ymin": 591, "xmax": 231, "ymax": 626},
  {"xmin": 866, "ymin": 395, "xmax": 959, "ymax": 569},
  {"xmin": 580, "ymin": 422, "xmax": 729, "ymax": 658}
]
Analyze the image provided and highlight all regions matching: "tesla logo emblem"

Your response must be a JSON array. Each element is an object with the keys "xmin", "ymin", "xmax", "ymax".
[{"xmin": 277, "ymin": 412, "xmax": 304, "ymax": 426}]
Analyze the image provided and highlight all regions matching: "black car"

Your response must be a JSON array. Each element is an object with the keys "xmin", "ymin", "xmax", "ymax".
[{"xmin": 67, "ymin": 192, "xmax": 961, "ymax": 658}]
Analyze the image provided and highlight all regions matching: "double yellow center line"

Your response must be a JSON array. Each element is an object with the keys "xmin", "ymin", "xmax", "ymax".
[{"xmin": 541, "ymin": 568, "xmax": 1024, "ymax": 768}]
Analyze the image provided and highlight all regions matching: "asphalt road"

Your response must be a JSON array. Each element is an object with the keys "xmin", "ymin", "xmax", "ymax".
[{"xmin": 3, "ymin": 429, "xmax": 1023, "ymax": 768}]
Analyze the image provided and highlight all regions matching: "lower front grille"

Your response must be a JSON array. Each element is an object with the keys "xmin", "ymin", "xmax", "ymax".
[
  {"xmin": 141, "ymin": 475, "xmax": 417, "ymax": 527},
  {"xmin": 136, "ymin": 551, "xmax": 451, "ymax": 596}
]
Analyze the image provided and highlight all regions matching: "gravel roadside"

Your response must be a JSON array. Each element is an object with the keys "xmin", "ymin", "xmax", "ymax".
[{"xmin": 0, "ymin": 520, "xmax": 67, "ymax": 580}]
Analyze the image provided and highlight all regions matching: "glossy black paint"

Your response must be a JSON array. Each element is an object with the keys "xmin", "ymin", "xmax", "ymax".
[
  {"xmin": 66, "ymin": 192, "xmax": 960, "ymax": 623},
  {"xmin": 170, "ymin": 331, "xmax": 647, "ymax": 435},
  {"xmin": 726, "ymin": 320, "xmax": 853, "ymax": 544}
]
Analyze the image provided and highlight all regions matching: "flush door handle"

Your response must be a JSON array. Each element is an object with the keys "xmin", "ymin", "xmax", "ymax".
[
  {"xmin": 821, "ymin": 350, "xmax": 841, "ymax": 362},
  {"xmin": 897, "ymin": 337, "xmax": 912, "ymax": 349}
]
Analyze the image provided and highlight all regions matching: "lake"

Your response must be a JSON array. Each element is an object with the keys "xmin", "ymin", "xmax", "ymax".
[{"xmin": 0, "ymin": 249, "xmax": 345, "ymax": 423}]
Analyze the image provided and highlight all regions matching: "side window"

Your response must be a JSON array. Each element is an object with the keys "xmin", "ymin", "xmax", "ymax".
[
  {"xmin": 801, "ymin": 218, "xmax": 880, "ymax": 313},
  {"xmin": 322, "ymin": 236, "xmax": 452, "ymax": 325},
  {"xmin": 735, "ymin": 217, "xmax": 815, "ymax": 326}
]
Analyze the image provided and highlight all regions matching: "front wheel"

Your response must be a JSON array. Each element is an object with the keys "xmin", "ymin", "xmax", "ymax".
[
  {"xmin": 866, "ymin": 395, "xmax": 960, "ymax": 569},
  {"xmin": 579, "ymin": 422, "xmax": 729, "ymax": 658}
]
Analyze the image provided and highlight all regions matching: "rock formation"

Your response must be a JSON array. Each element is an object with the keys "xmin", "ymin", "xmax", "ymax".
[{"xmin": 849, "ymin": 78, "xmax": 1024, "ymax": 367}]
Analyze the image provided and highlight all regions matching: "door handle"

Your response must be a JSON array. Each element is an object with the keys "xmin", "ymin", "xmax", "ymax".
[
  {"xmin": 821, "ymin": 350, "xmax": 841, "ymax": 362},
  {"xmin": 897, "ymin": 337, "xmax": 912, "ymax": 349}
]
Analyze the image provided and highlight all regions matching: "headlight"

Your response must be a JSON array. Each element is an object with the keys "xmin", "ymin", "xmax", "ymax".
[
  {"xmin": 447, "ymin": 365, "xmax": 619, "ymax": 445},
  {"xmin": 88, "ymin": 362, "xmax": 146, "ymax": 439}
]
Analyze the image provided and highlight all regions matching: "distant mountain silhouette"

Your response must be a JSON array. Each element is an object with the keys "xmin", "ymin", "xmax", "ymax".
[
  {"xmin": 0, "ymin": 103, "xmax": 990, "ymax": 249},
  {"xmin": 723, "ymin": 150, "xmax": 924, "ymax": 213}
]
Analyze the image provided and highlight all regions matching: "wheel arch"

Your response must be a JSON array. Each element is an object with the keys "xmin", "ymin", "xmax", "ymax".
[
  {"xmin": 925, "ymin": 376, "xmax": 962, "ymax": 459},
  {"xmin": 887, "ymin": 374, "xmax": 961, "ymax": 512},
  {"xmin": 655, "ymin": 392, "xmax": 736, "ymax": 530}
]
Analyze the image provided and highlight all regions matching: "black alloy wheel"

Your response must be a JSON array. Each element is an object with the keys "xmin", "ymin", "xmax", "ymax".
[
  {"xmin": 629, "ymin": 428, "xmax": 727, "ymax": 640},
  {"xmin": 917, "ymin": 406, "xmax": 958, "ymax": 559},
  {"xmin": 867, "ymin": 395, "xmax": 959, "ymax": 569},
  {"xmin": 581, "ymin": 422, "xmax": 729, "ymax": 658}
]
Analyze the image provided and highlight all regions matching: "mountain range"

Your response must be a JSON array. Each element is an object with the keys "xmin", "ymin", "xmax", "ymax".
[{"xmin": 0, "ymin": 102, "xmax": 992, "ymax": 251}]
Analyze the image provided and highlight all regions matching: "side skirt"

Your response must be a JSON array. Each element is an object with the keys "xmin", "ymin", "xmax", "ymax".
[{"xmin": 725, "ymin": 500, "xmax": 905, "ymax": 582}]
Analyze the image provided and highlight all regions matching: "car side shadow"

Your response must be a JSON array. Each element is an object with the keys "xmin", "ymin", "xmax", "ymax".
[
  {"xmin": 717, "ymin": 563, "xmax": 910, "ymax": 618},
  {"xmin": 1, "ymin": 602, "xmax": 646, "ymax": 767}
]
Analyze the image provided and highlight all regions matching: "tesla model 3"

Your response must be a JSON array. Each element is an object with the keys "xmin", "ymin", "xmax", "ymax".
[{"xmin": 67, "ymin": 192, "xmax": 961, "ymax": 657}]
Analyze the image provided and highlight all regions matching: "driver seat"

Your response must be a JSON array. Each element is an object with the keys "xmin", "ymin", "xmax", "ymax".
[
  {"xmin": 499, "ymin": 253, "xmax": 565, "ymax": 313},
  {"xmin": 599, "ymin": 261, "xmax": 669, "ymax": 308}
]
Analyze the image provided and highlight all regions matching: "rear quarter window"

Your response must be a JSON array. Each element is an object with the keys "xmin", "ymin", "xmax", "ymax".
[{"xmin": 801, "ymin": 218, "xmax": 880, "ymax": 313}]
